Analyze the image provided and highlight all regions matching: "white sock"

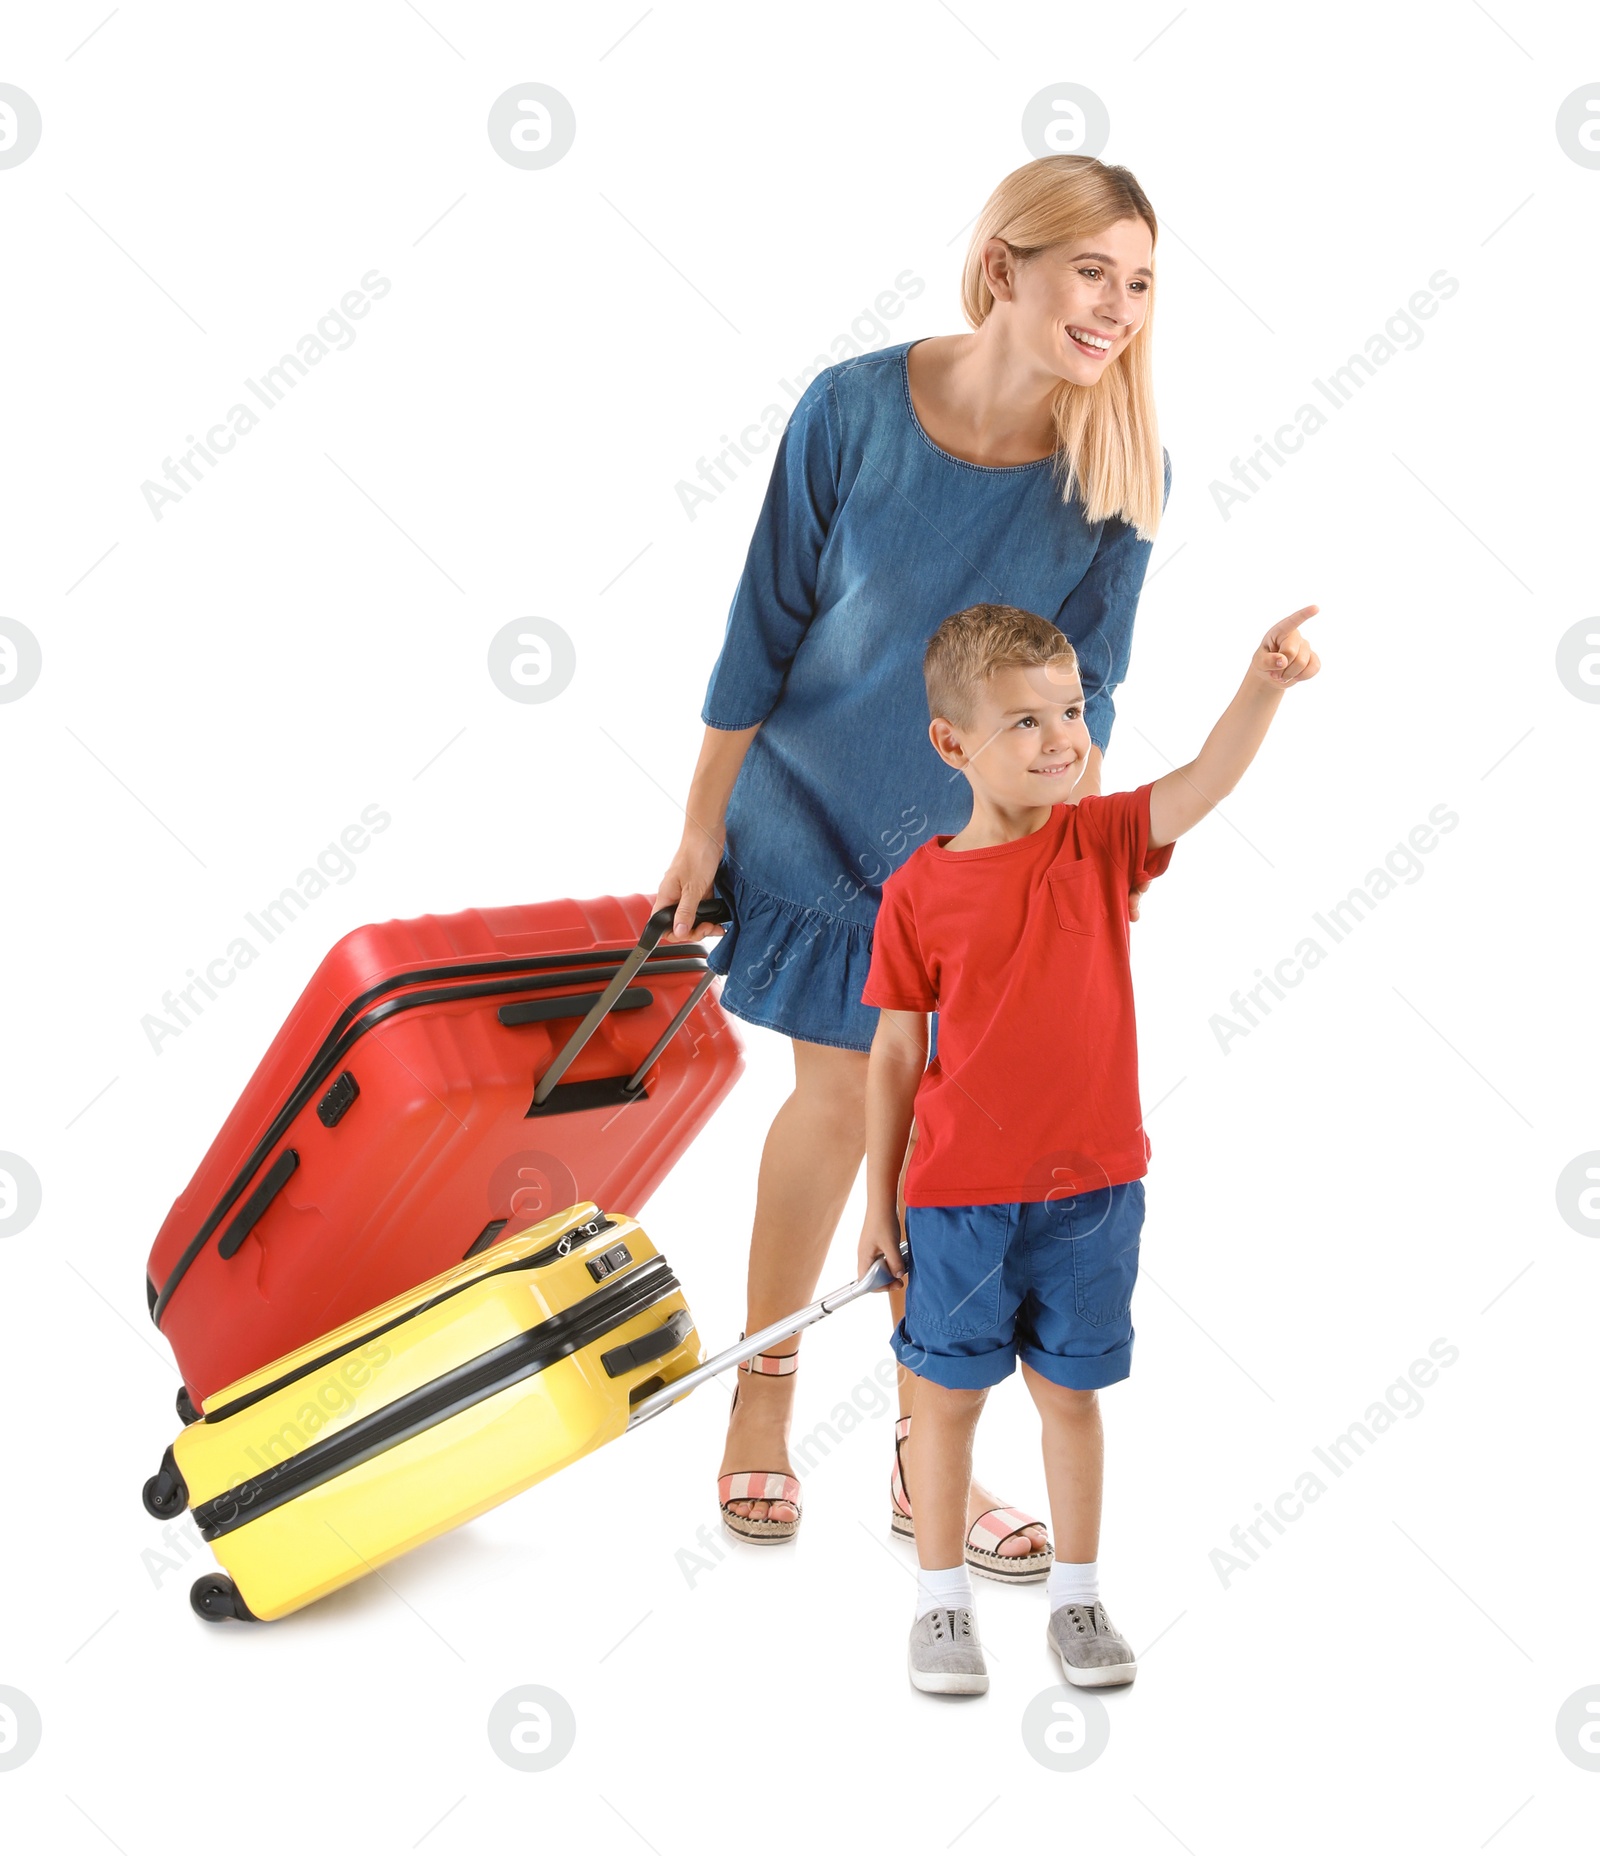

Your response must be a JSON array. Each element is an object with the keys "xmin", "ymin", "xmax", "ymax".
[
  {"xmin": 915, "ymin": 1564, "xmax": 974, "ymax": 1620},
  {"xmin": 1047, "ymin": 1560, "xmax": 1099, "ymax": 1609}
]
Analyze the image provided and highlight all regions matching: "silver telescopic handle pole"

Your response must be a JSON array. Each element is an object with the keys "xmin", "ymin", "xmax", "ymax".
[
  {"xmin": 531, "ymin": 898, "xmax": 729, "ymax": 1106},
  {"xmin": 625, "ymin": 1251, "xmax": 903, "ymax": 1430}
]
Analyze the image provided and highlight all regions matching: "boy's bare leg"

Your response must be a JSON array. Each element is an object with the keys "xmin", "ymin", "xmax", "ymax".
[
  {"xmin": 1020, "ymin": 1367, "xmax": 1104, "ymax": 1564},
  {"xmin": 1023, "ymin": 1368, "xmax": 1137, "ymax": 1684},
  {"xmin": 905, "ymin": 1380, "xmax": 988, "ymax": 1569},
  {"xmin": 719, "ymin": 1038, "xmax": 868, "ymax": 1525},
  {"xmin": 891, "ymin": 1123, "xmax": 1050, "ymax": 1559}
]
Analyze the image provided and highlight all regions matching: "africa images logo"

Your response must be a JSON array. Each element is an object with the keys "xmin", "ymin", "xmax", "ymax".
[{"xmin": 139, "ymin": 271, "xmax": 392, "ymax": 520}]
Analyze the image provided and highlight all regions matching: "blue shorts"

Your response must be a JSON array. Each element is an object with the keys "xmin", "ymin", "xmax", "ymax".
[{"xmin": 891, "ymin": 1181, "xmax": 1144, "ymax": 1391}]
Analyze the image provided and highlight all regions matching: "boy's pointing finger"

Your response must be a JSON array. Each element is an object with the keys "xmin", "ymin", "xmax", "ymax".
[{"xmin": 1263, "ymin": 604, "xmax": 1320, "ymax": 651}]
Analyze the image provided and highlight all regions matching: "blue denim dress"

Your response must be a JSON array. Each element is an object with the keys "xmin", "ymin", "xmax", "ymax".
[{"xmin": 699, "ymin": 339, "xmax": 1168, "ymax": 1053}]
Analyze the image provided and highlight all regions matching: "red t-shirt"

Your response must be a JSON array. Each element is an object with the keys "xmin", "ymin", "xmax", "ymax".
[{"xmin": 861, "ymin": 785, "xmax": 1174, "ymax": 1207}]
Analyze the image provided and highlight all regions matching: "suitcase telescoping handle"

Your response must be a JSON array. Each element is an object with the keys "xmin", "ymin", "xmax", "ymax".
[
  {"xmin": 625, "ymin": 1244, "xmax": 909, "ymax": 1430},
  {"xmin": 532, "ymin": 898, "xmax": 731, "ymax": 1107}
]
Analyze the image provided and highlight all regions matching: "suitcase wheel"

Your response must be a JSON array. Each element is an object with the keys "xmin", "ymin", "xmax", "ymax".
[
  {"xmin": 175, "ymin": 1384, "xmax": 200, "ymax": 1426},
  {"xmin": 190, "ymin": 1574, "xmax": 257, "ymax": 1625},
  {"xmin": 141, "ymin": 1446, "xmax": 188, "ymax": 1520}
]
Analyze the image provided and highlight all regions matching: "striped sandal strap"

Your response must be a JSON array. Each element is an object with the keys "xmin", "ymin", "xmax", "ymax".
[
  {"xmin": 739, "ymin": 1349, "xmax": 798, "ymax": 1377},
  {"xmin": 719, "ymin": 1471, "xmax": 802, "ymax": 1508},
  {"xmin": 890, "ymin": 1414, "xmax": 913, "ymax": 1518},
  {"xmin": 967, "ymin": 1505, "xmax": 1049, "ymax": 1555}
]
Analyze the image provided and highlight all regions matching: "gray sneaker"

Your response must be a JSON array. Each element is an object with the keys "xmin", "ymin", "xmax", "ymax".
[
  {"xmin": 1047, "ymin": 1600, "xmax": 1137, "ymax": 1687},
  {"xmin": 908, "ymin": 1607, "xmax": 989, "ymax": 1695}
]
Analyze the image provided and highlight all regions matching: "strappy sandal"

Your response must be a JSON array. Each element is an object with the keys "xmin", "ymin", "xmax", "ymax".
[
  {"xmin": 889, "ymin": 1413, "xmax": 1054, "ymax": 1584},
  {"xmin": 718, "ymin": 1347, "xmax": 802, "ymax": 1543}
]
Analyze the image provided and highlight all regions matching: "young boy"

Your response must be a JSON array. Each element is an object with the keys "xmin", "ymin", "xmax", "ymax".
[{"xmin": 858, "ymin": 600, "xmax": 1319, "ymax": 1696}]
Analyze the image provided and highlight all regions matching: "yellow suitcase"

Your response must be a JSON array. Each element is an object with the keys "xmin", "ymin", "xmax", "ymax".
[
  {"xmin": 142, "ymin": 1199, "xmax": 896, "ymax": 1625},
  {"xmin": 141, "ymin": 1201, "xmax": 701, "ymax": 1622}
]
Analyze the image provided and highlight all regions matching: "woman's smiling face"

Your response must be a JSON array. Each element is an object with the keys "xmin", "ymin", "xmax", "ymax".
[{"xmin": 999, "ymin": 215, "xmax": 1153, "ymax": 385}]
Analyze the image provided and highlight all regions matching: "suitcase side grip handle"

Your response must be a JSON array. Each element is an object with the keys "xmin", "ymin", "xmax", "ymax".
[
  {"xmin": 498, "ymin": 986, "xmax": 652, "ymax": 1028},
  {"xmin": 601, "ymin": 1308, "xmax": 695, "ymax": 1378},
  {"xmin": 217, "ymin": 1148, "xmax": 299, "ymax": 1260}
]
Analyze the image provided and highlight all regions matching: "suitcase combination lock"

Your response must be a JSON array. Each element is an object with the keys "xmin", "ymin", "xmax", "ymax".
[{"xmin": 586, "ymin": 1242, "xmax": 633, "ymax": 1281}]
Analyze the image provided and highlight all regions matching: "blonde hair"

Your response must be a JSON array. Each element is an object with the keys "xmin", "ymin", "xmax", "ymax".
[
  {"xmin": 924, "ymin": 603, "xmax": 1078, "ymax": 732},
  {"xmin": 961, "ymin": 155, "xmax": 1163, "ymax": 539}
]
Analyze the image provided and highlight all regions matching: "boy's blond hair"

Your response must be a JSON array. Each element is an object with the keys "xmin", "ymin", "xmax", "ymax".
[{"xmin": 923, "ymin": 604, "xmax": 1079, "ymax": 732}]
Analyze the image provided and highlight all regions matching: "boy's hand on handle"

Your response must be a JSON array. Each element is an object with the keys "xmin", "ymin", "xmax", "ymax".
[
  {"xmin": 858, "ymin": 1206, "xmax": 908, "ymax": 1286},
  {"xmin": 1252, "ymin": 605, "xmax": 1321, "ymax": 688}
]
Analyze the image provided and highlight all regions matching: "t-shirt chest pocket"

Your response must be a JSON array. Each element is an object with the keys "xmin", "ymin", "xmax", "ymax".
[{"xmin": 1047, "ymin": 861, "xmax": 1101, "ymax": 936}]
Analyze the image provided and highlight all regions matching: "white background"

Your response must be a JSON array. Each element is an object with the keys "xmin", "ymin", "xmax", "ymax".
[{"xmin": 1, "ymin": 2, "xmax": 1596, "ymax": 1849}]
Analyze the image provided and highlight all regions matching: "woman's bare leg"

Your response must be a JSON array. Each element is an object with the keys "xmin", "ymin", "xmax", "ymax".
[
  {"xmin": 719, "ymin": 1038, "xmax": 868, "ymax": 1524},
  {"xmin": 889, "ymin": 1120, "xmax": 1050, "ymax": 1559}
]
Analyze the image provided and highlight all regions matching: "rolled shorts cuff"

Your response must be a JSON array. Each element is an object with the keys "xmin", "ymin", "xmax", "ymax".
[
  {"xmin": 1018, "ymin": 1336, "xmax": 1133, "ymax": 1390},
  {"xmin": 890, "ymin": 1319, "xmax": 1017, "ymax": 1390}
]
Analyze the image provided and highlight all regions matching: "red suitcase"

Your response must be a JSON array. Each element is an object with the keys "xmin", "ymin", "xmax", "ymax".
[{"xmin": 147, "ymin": 893, "xmax": 742, "ymax": 1410}]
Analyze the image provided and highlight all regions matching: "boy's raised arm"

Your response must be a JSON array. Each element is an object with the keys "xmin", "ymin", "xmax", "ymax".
[
  {"xmin": 1148, "ymin": 606, "xmax": 1320, "ymax": 849},
  {"xmin": 857, "ymin": 1009, "xmax": 929, "ymax": 1281}
]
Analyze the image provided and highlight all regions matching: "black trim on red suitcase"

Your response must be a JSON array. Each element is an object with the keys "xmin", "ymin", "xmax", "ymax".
[
  {"xmin": 151, "ymin": 906, "xmax": 726, "ymax": 1325},
  {"xmin": 525, "ymin": 1076, "xmax": 645, "ymax": 1117},
  {"xmin": 192, "ymin": 1255, "xmax": 684, "ymax": 1539}
]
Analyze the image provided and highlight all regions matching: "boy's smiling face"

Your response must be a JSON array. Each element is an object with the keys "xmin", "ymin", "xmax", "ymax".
[{"xmin": 930, "ymin": 659, "xmax": 1093, "ymax": 811}]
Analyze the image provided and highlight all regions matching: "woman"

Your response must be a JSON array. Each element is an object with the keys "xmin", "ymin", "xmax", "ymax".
[{"xmin": 655, "ymin": 155, "xmax": 1168, "ymax": 1574}]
